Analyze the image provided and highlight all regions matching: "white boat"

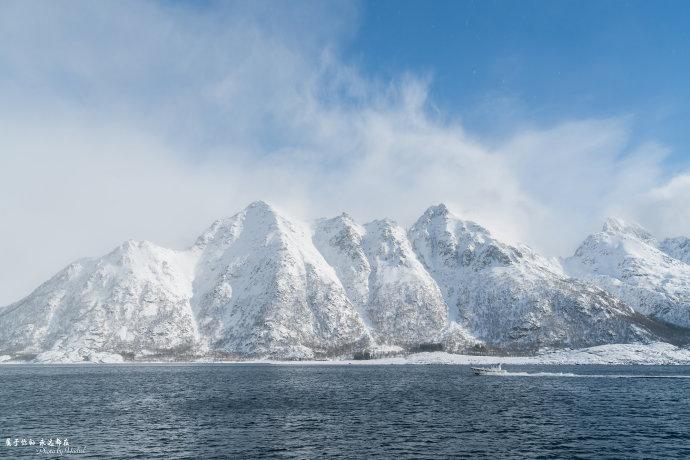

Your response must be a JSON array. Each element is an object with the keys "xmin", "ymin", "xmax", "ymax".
[{"xmin": 471, "ymin": 363, "xmax": 508, "ymax": 376}]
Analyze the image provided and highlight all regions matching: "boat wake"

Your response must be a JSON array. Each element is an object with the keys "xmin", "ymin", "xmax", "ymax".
[
  {"xmin": 497, "ymin": 371, "xmax": 578, "ymax": 377},
  {"xmin": 493, "ymin": 371, "xmax": 690, "ymax": 378}
]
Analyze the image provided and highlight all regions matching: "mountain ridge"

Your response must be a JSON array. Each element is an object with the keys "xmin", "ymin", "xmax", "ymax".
[
  {"xmin": 1, "ymin": 202, "xmax": 689, "ymax": 362},
  {"xmin": 564, "ymin": 216, "xmax": 690, "ymax": 329}
]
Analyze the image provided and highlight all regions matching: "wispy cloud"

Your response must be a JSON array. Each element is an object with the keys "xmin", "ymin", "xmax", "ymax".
[{"xmin": 0, "ymin": 0, "xmax": 688, "ymax": 304}]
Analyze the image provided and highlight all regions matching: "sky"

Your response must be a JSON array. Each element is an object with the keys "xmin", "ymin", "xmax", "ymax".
[{"xmin": 1, "ymin": 0, "xmax": 690, "ymax": 304}]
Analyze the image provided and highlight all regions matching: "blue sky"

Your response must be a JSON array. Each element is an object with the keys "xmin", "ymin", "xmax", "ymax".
[
  {"xmin": 347, "ymin": 0, "xmax": 690, "ymax": 162},
  {"xmin": 1, "ymin": 0, "xmax": 690, "ymax": 303}
]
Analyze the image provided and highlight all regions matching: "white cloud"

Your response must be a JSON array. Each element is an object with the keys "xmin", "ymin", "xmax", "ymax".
[
  {"xmin": 0, "ymin": 1, "xmax": 688, "ymax": 304},
  {"xmin": 627, "ymin": 174, "xmax": 690, "ymax": 239}
]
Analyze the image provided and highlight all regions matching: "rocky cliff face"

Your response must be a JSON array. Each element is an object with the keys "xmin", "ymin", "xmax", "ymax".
[
  {"xmin": 190, "ymin": 201, "xmax": 370, "ymax": 359},
  {"xmin": 0, "ymin": 240, "xmax": 200, "ymax": 362},
  {"xmin": 564, "ymin": 218, "xmax": 690, "ymax": 329},
  {"xmin": 313, "ymin": 214, "xmax": 472, "ymax": 352},
  {"xmin": 409, "ymin": 206, "xmax": 655, "ymax": 352},
  {"xmin": 659, "ymin": 236, "xmax": 690, "ymax": 265}
]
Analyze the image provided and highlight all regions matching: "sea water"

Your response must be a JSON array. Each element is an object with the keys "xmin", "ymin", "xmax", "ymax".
[{"xmin": 1, "ymin": 364, "xmax": 689, "ymax": 459}]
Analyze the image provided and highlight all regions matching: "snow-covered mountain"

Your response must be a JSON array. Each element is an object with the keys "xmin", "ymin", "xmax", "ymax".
[
  {"xmin": 0, "ymin": 240, "xmax": 200, "ymax": 362},
  {"xmin": 408, "ymin": 205, "xmax": 656, "ymax": 352},
  {"xmin": 564, "ymin": 218, "xmax": 690, "ymax": 328},
  {"xmin": 313, "ymin": 214, "xmax": 471, "ymax": 351},
  {"xmin": 1, "ymin": 202, "xmax": 688, "ymax": 362},
  {"xmin": 190, "ymin": 201, "xmax": 369, "ymax": 359},
  {"xmin": 0, "ymin": 202, "xmax": 371, "ymax": 362}
]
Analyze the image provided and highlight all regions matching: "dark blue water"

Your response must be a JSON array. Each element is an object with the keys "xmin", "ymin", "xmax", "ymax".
[{"xmin": 1, "ymin": 364, "xmax": 690, "ymax": 459}]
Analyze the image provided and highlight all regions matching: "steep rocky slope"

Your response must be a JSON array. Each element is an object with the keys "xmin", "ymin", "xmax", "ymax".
[
  {"xmin": 409, "ymin": 206, "xmax": 658, "ymax": 352},
  {"xmin": 659, "ymin": 236, "xmax": 690, "ymax": 265},
  {"xmin": 313, "ymin": 214, "xmax": 471, "ymax": 351},
  {"xmin": 0, "ymin": 240, "xmax": 200, "ymax": 362},
  {"xmin": 564, "ymin": 218, "xmax": 690, "ymax": 328},
  {"xmin": 191, "ymin": 201, "xmax": 369, "ymax": 359}
]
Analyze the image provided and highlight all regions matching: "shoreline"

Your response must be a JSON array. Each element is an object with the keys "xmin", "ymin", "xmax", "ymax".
[{"xmin": 2, "ymin": 342, "xmax": 690, "ymax": 366}]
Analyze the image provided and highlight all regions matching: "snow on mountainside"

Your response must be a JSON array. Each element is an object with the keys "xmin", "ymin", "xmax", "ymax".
[
  {"xmin": 313, "ymin": 214, "xmax": 472, "ymax": 351},
  {"xmin": 2, "ymin": 202, "xmax": 689, "ymax": 363},
  {"xmin": 0, "ymin": 202, "xmax": 371, "ymax": 362},
  {"xmin": 564, "ymin": 218, "xmax": 690, "ymax": 328},
  {"xmin": 408, "ymin": 205, "xmax": 660, "ymax": 352},
  {"xmin": 659, "ymin": 236, "xmax": 690, "ymax": 265},
  {"xmin": 0, "ymin": 240, "xmax": 200, "ymax": 362},
  {"xmin": 190, "ymin": 201, "xmax": 369, "ymax": 359}
]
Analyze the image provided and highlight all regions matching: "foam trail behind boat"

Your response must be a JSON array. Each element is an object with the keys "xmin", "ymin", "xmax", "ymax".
[{"xmin": 492, "ymin": 371, "xmax": 690, "ymax": 378}]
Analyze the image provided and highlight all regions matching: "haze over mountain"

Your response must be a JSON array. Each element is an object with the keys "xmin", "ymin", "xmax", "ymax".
[{"xmin": 1, "ymin": 201, "xmax": 689, "ymax": 362}]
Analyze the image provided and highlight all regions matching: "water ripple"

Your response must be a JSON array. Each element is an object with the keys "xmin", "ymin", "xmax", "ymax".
[{"xmin": 1, "ymin": 364, "xmax": 689, "ymax": 458}]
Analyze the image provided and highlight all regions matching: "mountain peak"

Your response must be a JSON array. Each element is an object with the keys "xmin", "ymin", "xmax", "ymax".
[
  {"xmin": 330, "ymin": 212, "xmax": 356, "ymax": 225},
  {"xmin": 315, "ymin": 212, "xmax": 360, "ymax": 232},
  {"xmin": 602, "ymin": 217, "xmax": 627, "ymax": 233},
  {"xmin": 194, "ymin": 201, "xmax": 282, "ymax": 249},
  {"xmin": 423, "ymin": 203, "xmax": 451, "ymax": 218},
  {"xmin": 365, "ymin": 218, "xmax": 399, "ymax": 229},
  {"xmin": 111, "ymin": 239, "xmax": 156, "ymax": 256},
  {"xmin": 602, "ymin": 217, "xmax": 654, "ymax": 242},
  {"xmin": 412, "ymin": 203, "xmax": 492, "ymax": 241},
  {"xmin": 242, "ymin": 200, "xmax": 282, "ymax": 225},
  {"xmin": 245, "ymin": 200, "xmax": 275, "ymax": 213}
]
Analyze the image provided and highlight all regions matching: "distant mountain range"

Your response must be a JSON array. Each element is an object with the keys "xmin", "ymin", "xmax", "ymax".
[{"xmin": 1, "ymin": 201, "xmax": 689, "ymax": 362}]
